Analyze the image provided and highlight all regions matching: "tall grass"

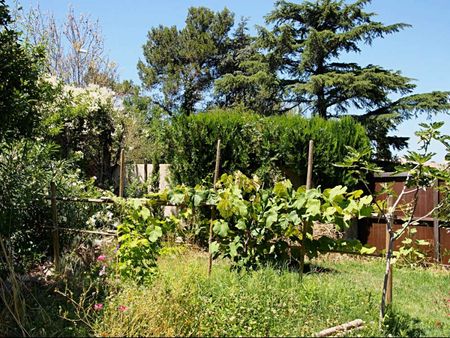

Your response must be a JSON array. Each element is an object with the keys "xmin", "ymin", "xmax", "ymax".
[{"xmin": 94, "ymin": 251, "xmax": 449, "ymax": 337}]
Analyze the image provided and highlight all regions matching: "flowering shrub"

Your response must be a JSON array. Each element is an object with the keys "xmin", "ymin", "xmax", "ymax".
[{"xmin": 38, "ymin": 78, "xmax": 125, "ymax": 186}]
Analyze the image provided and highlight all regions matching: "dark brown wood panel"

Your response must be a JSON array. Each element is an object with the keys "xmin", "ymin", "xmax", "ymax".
[
  {"xmin": 364, "ymin": 223, "xmax": 434, "ymax": 258},
  {"xmin": 375, "ymin": 182, "xmax": 436, "ymax": 219},
  {"xmin": 440, "ymin": 227, "xmax": 450, "ymax": 264}
]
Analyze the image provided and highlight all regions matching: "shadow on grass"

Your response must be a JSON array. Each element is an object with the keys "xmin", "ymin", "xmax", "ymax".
[
  {"xmin": 383, "ymin": 306, "xmax": 426, "ymax": 337},
  {"xmin": 263, "ymin": 258, "xmax": 338, "ymax": 275}
]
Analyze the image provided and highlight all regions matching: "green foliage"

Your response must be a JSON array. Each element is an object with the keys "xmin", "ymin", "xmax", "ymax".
[
  {"xmin": 213, "ymin": 20, "xmax": 280, "ymax": 115},
  {"xmin": 0, "ymin": 141, "xmax": 94, "ymax": 273},
  {"xmin": 169, "ymin": 110, "xmax": 370, "ymax": 188},
  {"xmin": 393, "ymin": 227, "xmax": 430, "ymax": 268},
  {"xmin": 115, "ymin": 198, "xmax": 171, "ymax": 283},
  {"xmin": 0, "ymin": 0, "xmax": 48, "ymax": 141},
  {"xmin": 210, "ymin": 172, "xmax": 373, "ymax": 269},
  {"xmin": 138, "ymin": 7, "xmax": 236, "ymax": 115},
  {"xmin": 94, "ymin": 252, "xmax": 448, "ymax": 337},
  {"xmin": 382, "ymin": 306, "xmax": 425, "ymax": 337},
  {"xmin": 38, "ymin": 81, "xmax": 123, "ymax": 187},
  {"xmin": 115, "ymin": 81, "xmax": 171, "ymax": 164},
  {"xmin": 137, "ymin": 0, "xmax": 450, "ymax": 159},
  {"xmin": 256, "ymin": 0, "xmax": 450, "ymax": 160}
]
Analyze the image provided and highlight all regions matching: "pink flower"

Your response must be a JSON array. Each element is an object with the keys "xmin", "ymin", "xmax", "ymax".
[
  {"xmin": 118, "ymin": 305, "xmax": 128, "ymax": 312},
  {"xmin": 94, "ymin": 303, "xmax": 103, "ymax": 311},
  {"xmin": 97, "ymin": 255, "xmax": 106, "ymax": 262}
]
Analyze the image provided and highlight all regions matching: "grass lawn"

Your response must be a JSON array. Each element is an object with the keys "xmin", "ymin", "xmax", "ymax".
[{"xmin": 95, "ymin": 249, "xmax": 449, "ymax": 337}]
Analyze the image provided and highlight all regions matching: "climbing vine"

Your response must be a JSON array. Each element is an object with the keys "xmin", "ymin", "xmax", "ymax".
[{"xmin": 114, "ymin": 171, "xmax": 375, "ymax": 281}]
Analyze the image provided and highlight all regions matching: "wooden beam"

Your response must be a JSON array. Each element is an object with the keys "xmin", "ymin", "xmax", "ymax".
[{"xmin": 316, "ymin": 319, "xmax": 364, "ymax": 337}]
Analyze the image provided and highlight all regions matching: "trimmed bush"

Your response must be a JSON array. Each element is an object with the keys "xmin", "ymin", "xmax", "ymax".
[{"xmin": 168, "ymin": 109, "xmax": 370, "ymax": 188}]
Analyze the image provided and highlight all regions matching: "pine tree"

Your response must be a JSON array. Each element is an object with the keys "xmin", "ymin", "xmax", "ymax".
[
  {"xmin": 138, "ymin": 7, "xmax": 235, "ymax": 116},
  {"xmin": 214, "ymin": 19, "xmax": 281, "ymax": 115},
  {"xmin": 259, "ymin": 0, "xmax": 450, "ymax": 160}
]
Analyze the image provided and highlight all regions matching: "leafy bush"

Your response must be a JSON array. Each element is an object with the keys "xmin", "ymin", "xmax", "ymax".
[
  {"xmin": 211, "ymin": 172, "xmax": 373, "ymax": 270},
  {"xmin": 0, "ymin": 0, "xmax": 48, "ymax": 142},
  {"xmin": 39, "ymin": 79, "xmax": 124, "ymax": 187},
  {"xmin": 393, "ymin": 227, "xmax": 430, "ymax": 268},
  {"xmin": 0, "ymin": 140, "xmax": 103, "ymax": 273},
  {"xmin": 168, "ymin": 109, "xmax": 370, "ymax": 188},
  {"xmin": 115, "ymin": 198, "xmax": 171, "ymax": 283}
]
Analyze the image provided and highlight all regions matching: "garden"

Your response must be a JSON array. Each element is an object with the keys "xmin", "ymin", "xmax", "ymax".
[{"xmin": 1, "ymin": 0, "xmax": 450, "ymax": 336}]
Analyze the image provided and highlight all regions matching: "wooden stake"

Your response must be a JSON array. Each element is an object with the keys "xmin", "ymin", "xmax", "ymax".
[
  {"xmin": 433, "ymin": 180, "xmax": 440, "ymax": 262},
  {"xmin": 144, "ymin": 159, "xmax": 148, "ymax": 183},
  {"xmin": 208, "ymin": 139, "xmax": 221, "ymax": 276},
  {"xmin": 380, "ymin": 195, "xmax": 394, "ymax": 322},
  {"xmin": 306, "ymin": 140, "xmax": 314, "ymax": 189},
  {"xmin": 119, "ymin": 149, "xmax": 125, "ymax": 198},
  {"xmin": 51, "ymin": 182, "xmax": 60, "ymax": 271},
  {"xmin": 386, "ymin": 195, "xmax": 393, "ymax": 305},
  {"xmin": 300, "ymin": 140, "xmax": 314, "ymax": 276}
]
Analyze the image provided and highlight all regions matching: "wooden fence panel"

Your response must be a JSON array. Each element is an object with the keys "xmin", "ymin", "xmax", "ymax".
[
  {"xmin": 360, "ymin": 221, "xmax": 450, "ymax": 264},
  {"xmin": 440, "ymin": 227, "xmax": 450, "ymax": 264}
]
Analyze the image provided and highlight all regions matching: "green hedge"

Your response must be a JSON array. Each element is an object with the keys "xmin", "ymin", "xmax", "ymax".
[{"xmin": 168, "ymin": 109, "xmax": 370, "ymax": 188}]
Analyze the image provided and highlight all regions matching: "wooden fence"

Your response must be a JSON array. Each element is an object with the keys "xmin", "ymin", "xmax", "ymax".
[{"xmin": 357, "ymin": 172, "xmax": 450, "ymax": 264}]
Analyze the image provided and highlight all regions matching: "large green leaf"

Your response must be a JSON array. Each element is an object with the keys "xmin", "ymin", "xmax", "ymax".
[
  {"xmin": 305, "ymin": 198, "xmax": 321, "ymax": 217},
  {"xmin": 213, "ymin": 219, "xmax": 230, "ymax": 237},
  {"xmin": 140, "ymin": 206, "xmax": 151, "ymax": 221},
  {"xmin": 170, "ymin": 191, "xmax": 186, "ymax": 205},
  {"xmin": 273, "ymin": 180, "xmax": 292, "ymax": 198},
  {"xmin": 229, "ymin": 241, "xmax": 242, "ymax": 257},
  {"xmin": 209, "ymin": 241, "xmax": 220, "ymax": 254},
  {"xmin": 265, "ymin": 208, "xmax": 278, "ymax": 227},
  {"xmin": 148, "ymin": 226, "xmax": 162, "ymax": 242}
]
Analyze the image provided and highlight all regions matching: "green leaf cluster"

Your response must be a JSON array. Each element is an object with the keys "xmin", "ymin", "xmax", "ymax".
[
  {"xmin": 0, "ymin": 0, "xmax": 48, "ymax": 142},
  {"xmin": 210, "ymin": 171, "xmax": 373, "ymax": 269},
  {"xmin": 116, "ymin": 199, "xmax": 169, "ymax": 283},
  {"xmin": 137, "ymin": 0, "xmax": 450, "ymax": 161},
  {"xmin": 169, "ymin": 109, "xmax": 370, "ymax": 188}
]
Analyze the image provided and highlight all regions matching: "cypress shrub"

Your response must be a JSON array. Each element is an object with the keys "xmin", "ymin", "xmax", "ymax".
[{"xmin": 168, "ymin": 109, "xmax": 369, "ymax": 188}]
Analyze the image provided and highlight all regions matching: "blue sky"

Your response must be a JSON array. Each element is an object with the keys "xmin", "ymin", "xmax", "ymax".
[{"xmin": 12, "ymin": 0, "xmax": 450, "ymax": 161}]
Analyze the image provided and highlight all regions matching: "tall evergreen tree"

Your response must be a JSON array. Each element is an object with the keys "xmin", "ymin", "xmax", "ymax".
[
  {"xmin": 138, "ymin": 7, "xmax": 235, "ymax": 116},
  {"xmin": 214, "ymin": 19, "xmax": 281, "ymax": 115},
  {"xmin": 259, "ymin": 0, "xmax": 450, "ymax": 159}
]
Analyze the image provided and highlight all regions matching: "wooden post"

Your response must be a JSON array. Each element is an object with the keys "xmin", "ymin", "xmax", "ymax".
[
  {"xmin": 144, "ymin": 159, "xmax": 148, "ymax": 183},
  {"xmin": 306, "ymin": 140, "xmax": 314, "ymax": 189},
  {"xmin": 208, "ymin": 139, "xmax": 221, "ymax": 276},
  {"xmin": 119, "ymin": 149, "xmax": 125, "ymax": 198},
  {"xmin": 51, "ymin": 182, "xmax": 60, "ymax": 271},
  {"xmin": 213, "ymin": 140, "xmax": 221, "ymax": 186},
  {"xmin": 300, "ymin": 140, "xmax": 314, "ymax": 275},
  {"xmin": 385, "ymin": 195, "xmax": 394, "ymax": 306},
  {"xmin": 433, "ymin": 180, "xmax": 440, "ymax": 262}
]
